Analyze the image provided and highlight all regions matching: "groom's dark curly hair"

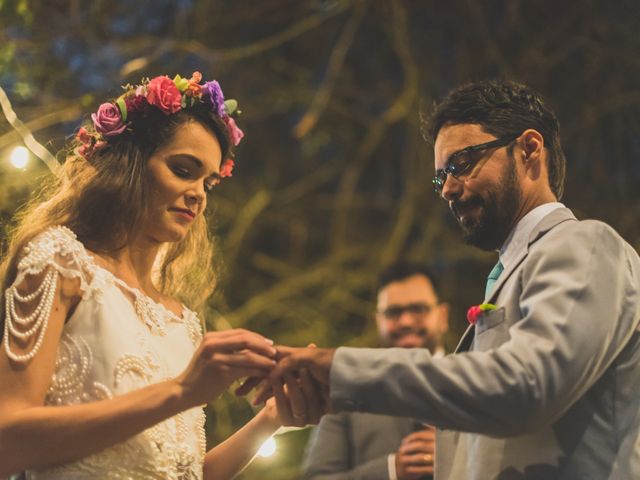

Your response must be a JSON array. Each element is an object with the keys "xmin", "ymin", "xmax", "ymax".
[{"xmin": 422, "ymin": 79, "xmax": 567, "ymax": 200}]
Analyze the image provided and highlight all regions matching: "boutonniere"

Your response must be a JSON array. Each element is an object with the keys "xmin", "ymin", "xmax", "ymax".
[{"xmin": 466, "ymin": 303, "xmax": 497, "ymax": 325}]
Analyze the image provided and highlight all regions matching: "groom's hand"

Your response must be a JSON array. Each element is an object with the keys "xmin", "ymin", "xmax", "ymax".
[
  {"xmin": 273, "ymin": 346, "xmax": 335, "ymax": 385},
  {"xmin": 245, "ymin": 346, "xmax": 335, "ymax": 414}
]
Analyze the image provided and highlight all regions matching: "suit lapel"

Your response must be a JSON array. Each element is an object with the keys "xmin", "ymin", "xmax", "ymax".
[
  {"xmin": 485, "ymin": 208, "xmax": 577, "ymax": 304},
  {"xmin": 456, "ymin": 208, "xmax": 577, "ymax": 354},
  {"xmin": 454, "ymin": 324, "xmax": 475, "ymax": 353}
]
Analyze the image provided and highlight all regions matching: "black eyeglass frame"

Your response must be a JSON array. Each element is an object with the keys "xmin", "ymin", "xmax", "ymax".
[{"xmin": 432, "ymin": 132, "xmax": 522, "ymax": 193}]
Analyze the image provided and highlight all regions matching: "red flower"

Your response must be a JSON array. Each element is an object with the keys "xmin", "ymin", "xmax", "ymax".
[
  {"xmin": 466, "ymin": 306, "xmax": 482, "ymax": 325},
  {"xmin": 466, "ymin": 303, "xmax": 497, "ymax": 325},
  {"xmin": 76, "ymin": 127, "xmax": 92, "ymax": 144},
  {"xmin": 146, "ymin": 76, "xmax": 182, "ymax": 114},
  {"xmin": 220, "ymin": 159, "xmax": 235, "ymax": 178},
  {"xmin": 125, "ymin": 94, "xmax": 149, "ymax": 113}
]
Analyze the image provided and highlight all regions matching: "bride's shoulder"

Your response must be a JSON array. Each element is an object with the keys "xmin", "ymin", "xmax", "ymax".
[{"xmin": 14, "ymin": 225, "xmax": 94, "ymax": 286}]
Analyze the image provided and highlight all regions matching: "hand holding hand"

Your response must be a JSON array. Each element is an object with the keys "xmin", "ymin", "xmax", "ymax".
[
  {"xmin": 235, "ymin": 345, "xmax": 334, "ymax": 427},
  {"xmin": 253, "ymin": 346, "xmax": 336, "ymax": 405},
  {"xmin": 176, "ymin": 329, "xmax": 277, "ymax": 408},
  {"xmin": 395, "ymin": 425, "xmax": 436, "ymax": 480}
]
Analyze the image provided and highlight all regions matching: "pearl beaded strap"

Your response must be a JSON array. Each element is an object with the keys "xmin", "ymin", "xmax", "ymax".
[{"xmin": 4, "ymin": 267, "xmax": 58, "ymax": 363}]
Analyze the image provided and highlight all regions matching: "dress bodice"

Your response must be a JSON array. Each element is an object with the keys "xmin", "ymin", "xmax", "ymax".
[{"xmin": 4, "ymin": 226, "xmax": 205, "ymax": 479}]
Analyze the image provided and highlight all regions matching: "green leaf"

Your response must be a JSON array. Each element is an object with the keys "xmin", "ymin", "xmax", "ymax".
[
  {"xmin": 173, "ymin": 74, "xmax": 189, "ymax": 92},
  {"xmin": 224, "ymin": 99, "xmax": 237, "ymax": 115},
  {"xmin": 116, "ymin": 97, "xmax": 127, "ymax": 123}
]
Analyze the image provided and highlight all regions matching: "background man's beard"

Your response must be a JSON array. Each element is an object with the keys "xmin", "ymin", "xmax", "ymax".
[
  {"xmin": 383, "ymin": 327, "xmax": 438, "ymax": 351},
  {"xmin": 456, "ymin": 162, "xmax": 522, "ymax": 251}
]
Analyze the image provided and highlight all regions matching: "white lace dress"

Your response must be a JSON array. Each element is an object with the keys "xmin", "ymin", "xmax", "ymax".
[{"xmin": 3, "ymin": 226, "xmax": 206, "ymax": 479}]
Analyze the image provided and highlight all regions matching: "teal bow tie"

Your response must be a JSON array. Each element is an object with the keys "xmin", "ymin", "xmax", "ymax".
[{"xmin": 485, "ymin": 261, "xmax": 504, "ymax": 298}]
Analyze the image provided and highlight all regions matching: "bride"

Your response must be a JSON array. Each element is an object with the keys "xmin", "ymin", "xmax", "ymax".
[{"xmin": 0, "ymin": 72, "xmax": 311, "ymax": 479}]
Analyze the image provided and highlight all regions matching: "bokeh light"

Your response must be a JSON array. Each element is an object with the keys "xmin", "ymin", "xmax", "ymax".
[
  {"xmin": 257, "ymin": 437, "xmax": 276, "ymax": 458},
  {"xmin": 9, "ymin": 146, "xmax": 29, "ymax": 169}
]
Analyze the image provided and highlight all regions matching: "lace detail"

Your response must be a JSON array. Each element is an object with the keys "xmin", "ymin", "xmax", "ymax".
[
  {"xmin": 13, "ymin": 226, "xmax": 207, "ymax": 478},
  {"xmin": 3, "ymin": 226, "xmax": 94, "ymax": 363},
  {"xmin": 114, "ymin": 353, "xmax": 159, "ymax": 387},
  {"xmin": 46, "ymin": 334, "xmax": 113, "ymax": 405}
]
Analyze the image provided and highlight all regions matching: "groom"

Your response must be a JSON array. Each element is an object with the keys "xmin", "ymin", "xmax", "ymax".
[{"xmin": 252, "ymin": 80, "xmax": 640, "ymax": 479}]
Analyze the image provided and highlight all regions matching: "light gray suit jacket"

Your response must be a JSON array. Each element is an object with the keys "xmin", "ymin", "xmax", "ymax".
[
  {"xmin": 302, "ymin": 412, "xmax": 417, "ymax": 479},
  {"xmin": 329, "ymin": 208, "xmax": 640, "ymax": 479}
]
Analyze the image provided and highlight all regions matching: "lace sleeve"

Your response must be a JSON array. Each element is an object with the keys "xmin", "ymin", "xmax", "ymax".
[{"xmin": 3, "ymin": 226, "xmax": 92, "ymax": 363}]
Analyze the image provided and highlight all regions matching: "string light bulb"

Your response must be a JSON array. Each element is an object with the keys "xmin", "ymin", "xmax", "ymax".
[
  {"xmin": 257, "ymin": 437, "xmax": 277, "ymax": 458},
  {"xmin": 10, "ymin": 146, "xmax": 29, "ymax": 169}
]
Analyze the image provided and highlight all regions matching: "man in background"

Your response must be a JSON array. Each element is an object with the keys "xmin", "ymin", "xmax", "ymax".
[{"xmin": 302, "ymin": 263, "xmax": 449, "ymax": 480}]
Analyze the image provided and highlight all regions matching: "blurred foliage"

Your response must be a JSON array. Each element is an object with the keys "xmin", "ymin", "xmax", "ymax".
[{"xmin": 1, "ymin": 0, "xmax": 639, "ymax": 477}]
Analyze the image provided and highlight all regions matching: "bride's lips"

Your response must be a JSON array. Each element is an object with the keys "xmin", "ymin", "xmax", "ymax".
[{"xmin": 169, "ymin": 207, "xmax": 196, "ymax": 220}]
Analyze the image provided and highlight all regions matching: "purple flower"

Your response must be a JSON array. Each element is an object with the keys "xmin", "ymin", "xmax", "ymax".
[
  {"xmin": 91, "ymin": 103, "xmax": 126, "ymax": 137},
  {"xmin": 202, "ymin": 80, "xmax": 226, "ymax": 117}
]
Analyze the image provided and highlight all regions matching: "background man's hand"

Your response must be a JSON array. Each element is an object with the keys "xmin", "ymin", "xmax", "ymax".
[{"xmin": 395, "ymin": 425, "xmax": 435, "ymax": 480}]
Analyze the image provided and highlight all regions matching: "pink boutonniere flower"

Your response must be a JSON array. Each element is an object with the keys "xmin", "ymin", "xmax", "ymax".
[{"xmin": 466, "ymin": 303, "xmax": 497, "ymax": 325}]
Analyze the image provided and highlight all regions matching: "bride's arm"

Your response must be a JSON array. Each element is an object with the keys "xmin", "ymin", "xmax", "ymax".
[
  {"xmin": 203, "ymin": 369, "xmax": 325, "ymax": 480},
  {"xmin": 0, "ymin": 270, "xmax": 277, "ymax": 476},
  {"xmin": 203, "ymin": 402, "xmax": 281, "ymax": 480}
]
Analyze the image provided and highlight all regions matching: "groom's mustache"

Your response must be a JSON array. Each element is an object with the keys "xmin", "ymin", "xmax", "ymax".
[{"xmin": 451, "ymin": 195, "xmax": 484, "ymax": 221}]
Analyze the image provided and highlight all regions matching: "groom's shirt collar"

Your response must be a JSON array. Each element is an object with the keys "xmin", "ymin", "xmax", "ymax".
[{"xmin": 498, "ymin": 202, "xmax": 565, "ymax": 271}]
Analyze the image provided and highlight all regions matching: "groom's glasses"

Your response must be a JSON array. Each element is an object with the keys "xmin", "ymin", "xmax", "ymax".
[
  {"xmin": 378, "ymin": 303, "xmax": 437, "ymax": 321},
  {"xmin": 432, "ymin": 132, "xmax": 521, "ymax": 195}
]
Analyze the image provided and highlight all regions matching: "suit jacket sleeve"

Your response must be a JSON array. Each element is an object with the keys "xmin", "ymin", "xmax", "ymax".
[
  {"xmin": 302, "ymin": 413, "xmax": 392, "ymax": 480},
  {"xmin": 330, "ymin": 220, "xmax": 640, "ymax": 437}
]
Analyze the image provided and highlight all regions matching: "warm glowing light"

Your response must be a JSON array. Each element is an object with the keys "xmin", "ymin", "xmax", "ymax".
[
  {"xmin": 10, "ymin": 146, "xmax": 29, "ymax": 169},
  {"xmin": 257, "ymin": 437, "xmax": 276, "ymax": 458}
]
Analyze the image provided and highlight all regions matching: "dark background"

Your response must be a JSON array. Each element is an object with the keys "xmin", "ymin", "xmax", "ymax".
[{"xmin": 1, "ymin": 1, "xmax": 639, "ymax": 477}]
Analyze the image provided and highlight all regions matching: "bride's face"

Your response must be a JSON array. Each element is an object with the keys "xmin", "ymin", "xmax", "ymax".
[{"xmin": 143, "ymin": 121, "xmax": 223, "ymax": 243}]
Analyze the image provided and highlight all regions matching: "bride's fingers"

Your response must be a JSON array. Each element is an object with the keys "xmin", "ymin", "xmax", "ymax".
[
  {"xmin": 201, "ymin": 333, "xmax": 277, "ymax": 358},
  {"xmin": 283, "ymin": 373, "xmax": 307, "ymax": 427},
  {"xmin": 299, "ymin": 368, "xmax": 322, "ymax": 423},
  {"xmin": 273, "ymin": 378, "xmax": 293, "ymax": 425},
  {"xmin": 234, "ymin": 376, "xmax": 264, "ymax": 396},
  {"xmin": 209, "ymin": 351, "xmax": 276, "ymax": 370}
]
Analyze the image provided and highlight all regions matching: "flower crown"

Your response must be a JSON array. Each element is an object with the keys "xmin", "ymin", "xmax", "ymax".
[{"xmin": 76, "ymin": 71, "xmax": 244, "ymax": 178}]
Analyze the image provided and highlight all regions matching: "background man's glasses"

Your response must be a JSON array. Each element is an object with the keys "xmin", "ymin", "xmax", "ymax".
[
  {"xmin": 378, "ymin": 303, "xmax": 437, "ymax": 321},
  {"xmin": 432, "ymin": 133, "xmax": 521, "ymax": 194}
]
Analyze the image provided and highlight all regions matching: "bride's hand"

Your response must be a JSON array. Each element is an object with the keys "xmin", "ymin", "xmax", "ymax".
[{"xmin": 176, "ymin": 329, "xmax": 277, "ymax": 408}]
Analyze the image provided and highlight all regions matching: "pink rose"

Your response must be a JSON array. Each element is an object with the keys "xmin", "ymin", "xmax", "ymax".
[
  {"xmin": 146, "ymin": 76, "xmax": 182, "ymax": 114},
  {"xmin": 466, "ymin": 305, "xmax": 482, "ymax": 325},
  {"xmin": 224, "ymin": 117, "xmax": 244, "ymax": 146},
  {"xmin": 91, "ymin": 103, "xmax": 126, "ymax": 137},
  {"xmin": 220, "ymin": 159, "xmax": 234, "ymax": 178}
]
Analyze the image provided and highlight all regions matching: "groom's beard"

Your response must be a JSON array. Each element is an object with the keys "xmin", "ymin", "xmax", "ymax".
[{"xmin": 451, "ymin": 158, "xmax": 522, "ymax": 252}]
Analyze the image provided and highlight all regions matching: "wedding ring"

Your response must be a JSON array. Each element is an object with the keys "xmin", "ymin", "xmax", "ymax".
[{"xmin": 423, "ymin": 453, "xmax": 433, "ymax": 463}]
